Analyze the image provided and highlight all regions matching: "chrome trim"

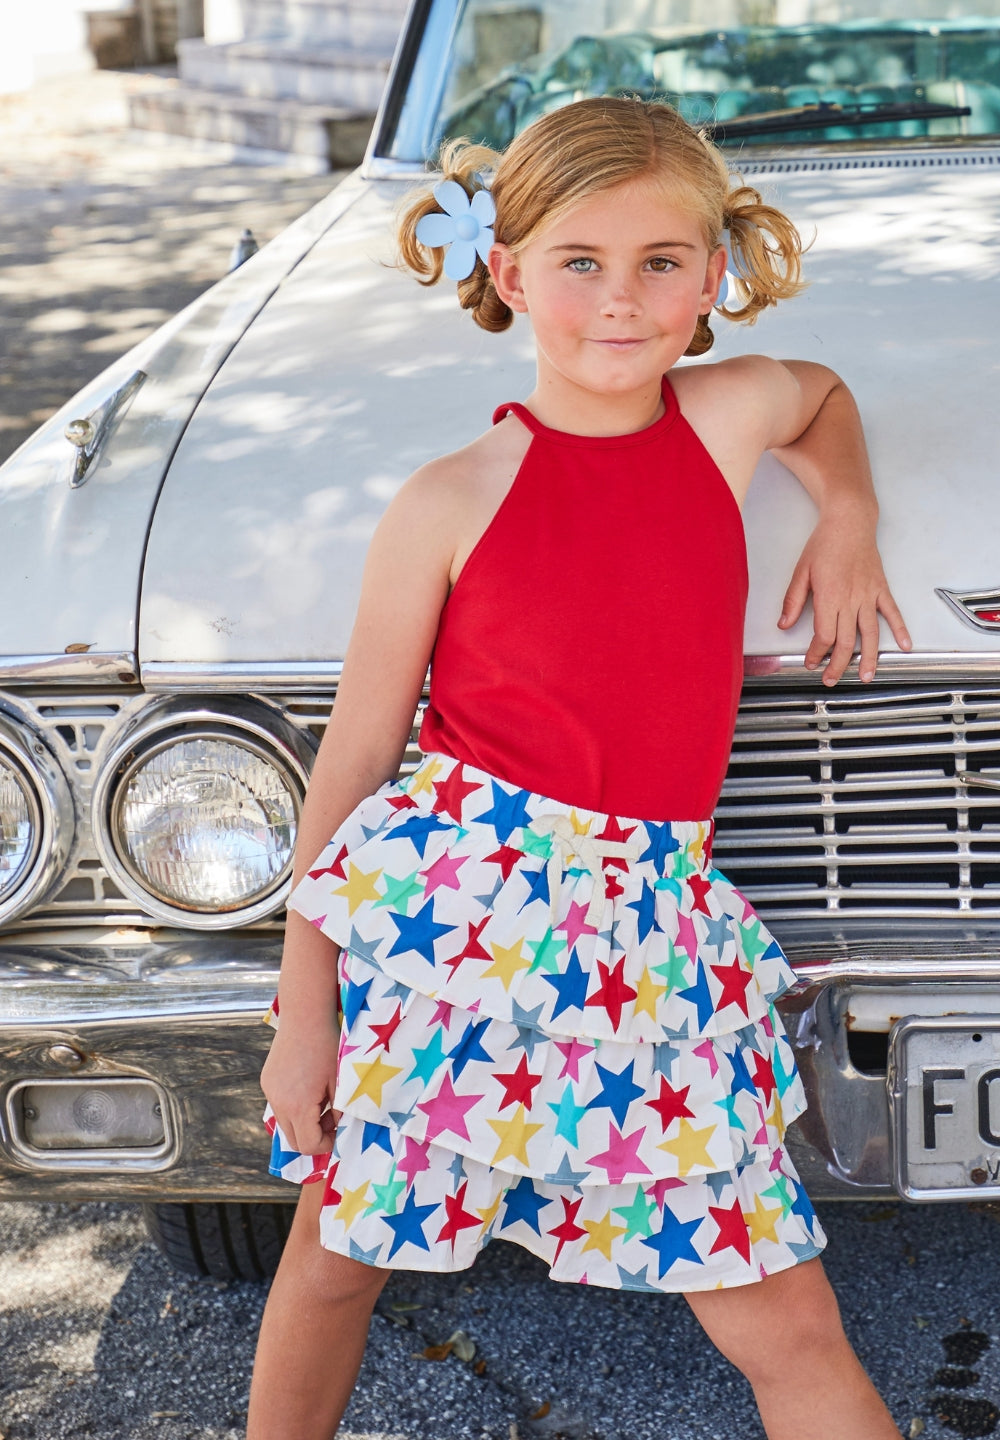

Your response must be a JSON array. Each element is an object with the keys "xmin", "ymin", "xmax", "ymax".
[
  {"xmin": 0, "ymin": 653, "xmax": 138, "ymax": 685},
  {"xmin": 790, "ymin": 956, "xmax": 1000, "ymax": 989},
  {"xmin": 4, "ymin": 1075, "xmax": 174, "ymax": 1173},
  {"xmin": 141, "ymin": 660, "xmax": 345, "ymax": 691},
  {"xmin": 937, "ymin": 587, "xmax": 1000, "ymax": 633},
  {"xmin": 959, "ymin": 770, "xmax": 1000, "ymax": 793},
  {"xmin": 0, "ymin": 708, "xmax": 74, "ymax": 927},
  {"xmin": 743, "ymin": 651, "xmax": 1000, "ymax": 681},
  {"xmin": 90, "ymin": 697, "xmax": 316, "ymax": 931},
  {"xmin": 67, "ymin": 370, "xmax": 146, "ymax": 489}
]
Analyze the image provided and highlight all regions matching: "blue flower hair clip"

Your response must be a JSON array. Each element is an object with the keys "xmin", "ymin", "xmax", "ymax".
[{"xmin": 415, "ymin": 179, "xmax": 496, "ymax": 281}]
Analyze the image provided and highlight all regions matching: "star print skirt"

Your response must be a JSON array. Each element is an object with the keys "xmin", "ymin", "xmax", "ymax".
[{"xmin": 263, "ymin": 751, "xmax": 827, "ymax": 1292}]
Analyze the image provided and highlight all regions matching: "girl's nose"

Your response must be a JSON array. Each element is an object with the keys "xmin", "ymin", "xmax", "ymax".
[{"xmin": 600, "ymin": 280, "xmax": 640, "ymax": 315}]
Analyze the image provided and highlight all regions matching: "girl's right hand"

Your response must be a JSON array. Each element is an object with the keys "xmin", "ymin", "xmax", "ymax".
[{"xmin": 260, "ymin": 1017, "xmax": 342, "ymax": 1155}]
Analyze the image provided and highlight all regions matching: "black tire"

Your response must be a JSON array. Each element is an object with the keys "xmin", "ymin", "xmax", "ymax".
[{"xmin": 142, "ymin": 1201, "xmax": 294, "ymax": 1281}]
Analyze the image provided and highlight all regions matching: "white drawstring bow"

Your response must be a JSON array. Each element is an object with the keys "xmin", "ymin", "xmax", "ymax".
[{"xmin": 527, "ymin": 813, "xmax": 641, "ymax": 929}]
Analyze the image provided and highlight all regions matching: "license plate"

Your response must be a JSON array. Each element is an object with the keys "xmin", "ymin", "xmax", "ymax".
[{"xmin": 888, "ymin": 1015, "xmax": 1000, "ymax": 1199}]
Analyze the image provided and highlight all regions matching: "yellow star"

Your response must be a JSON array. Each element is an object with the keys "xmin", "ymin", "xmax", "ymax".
[
  {"xmin": 581, "ymin": 1212, "xmax": 628, "ymax": 1261},
  {"xmin": 409, "ymin": 755, "xmax": 445, "ymax": 795},
  {"xmin": 692, "ymin": 823, "xmax": 709, "ymax": 864},
  {"xmin": 568, "ymin": 809, "xmax": 591, "ymax": 837},
  {"xmin": 768, "ymin": 1092, "xmax": 786, "ymax": 1140},
  {"xmin": 333, "ymin": 863, "xmax": 382, "ymax": 915},
  {"xmin": 487, "ymin": 1103, "xmax": 544, "ymax": 1166},
  {"xmin": 481, "ymin": 938, "xmax": 531, "ymax": 991},
  {"xmin": 476, "ymin": 1192, "xmax": 503, "ymax": 1231},
  {"xmin": 334, "ymin": 1180, "xmax": 372, "ymax": 1228},
  {"xmin": 633, "ymin": 964, "xmax": 664, "ymax": 1021},
  {"xmin": 657, "ymin": 1117, "xmax": 718, "ymax": 1173},
  {"xmin": 743, "ymin": 1192, "xmax": 783, "ymax": 1247},
  {"xmin": 346, "ymin": 1054, "xmax": 404, "ymax": 1107}
]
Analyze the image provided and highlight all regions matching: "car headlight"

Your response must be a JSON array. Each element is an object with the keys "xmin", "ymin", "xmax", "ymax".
[
  {"xmin": 0, "ymin": 752, "xmax": 39, "ymax": 903},
  {"xmin": 0, "ymin": 711, "xmax": 73, "ymax": 926},
  {"xmin": 94, "ymin": 701, "xmax": 314, "ymax": 928}
]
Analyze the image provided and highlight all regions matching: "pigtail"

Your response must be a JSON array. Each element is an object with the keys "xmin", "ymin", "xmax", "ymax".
[{"xmin": 396, "ymin": 138, "xmax": 513, "ymax": 333}]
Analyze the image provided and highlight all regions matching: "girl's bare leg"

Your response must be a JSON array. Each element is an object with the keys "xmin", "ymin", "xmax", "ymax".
[
  {"xmin": 247, "ymin": 1179, "xmax": 392, "ymax": 1440},
  {"xmin": 685, "ymin": 1257, "xmax": 901, "ymax": 1440}
]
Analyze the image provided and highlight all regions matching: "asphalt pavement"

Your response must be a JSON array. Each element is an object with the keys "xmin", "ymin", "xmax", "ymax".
[{"xmin": 3, "ymin": 63, "xmax": 1000, "ymax": 1440}]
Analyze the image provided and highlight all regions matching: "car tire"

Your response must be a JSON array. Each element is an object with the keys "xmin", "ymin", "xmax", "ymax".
[{"xmin": 142, "ymin": 1201, "xmax": 294, "ymax": 1281}]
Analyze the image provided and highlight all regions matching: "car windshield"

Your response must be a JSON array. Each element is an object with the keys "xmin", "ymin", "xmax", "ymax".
[{"xmin": 390, "ymin": 0, "xmax": 1000, "ymax": 161}]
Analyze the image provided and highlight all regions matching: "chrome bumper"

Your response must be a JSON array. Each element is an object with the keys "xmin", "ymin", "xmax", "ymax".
[{"xmin": 3, "ymin": 922, "xmax": 1000, "ymax": 1202}]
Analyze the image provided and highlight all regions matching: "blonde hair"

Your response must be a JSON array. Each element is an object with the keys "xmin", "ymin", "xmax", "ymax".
[{"xmin": 397, "ymin": 96, "xmax": 805, "ymax": 355}]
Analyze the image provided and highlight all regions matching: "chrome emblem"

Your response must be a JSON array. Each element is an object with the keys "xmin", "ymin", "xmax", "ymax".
[{"xmin": 936, "ymin": 586, "xmax": 1000, "ymax": 632}]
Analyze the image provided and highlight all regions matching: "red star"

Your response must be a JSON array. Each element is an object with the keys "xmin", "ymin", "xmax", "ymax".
[
  {"xmin": 321, "ymin": 1161, "xmax": 342, "ymax": 1208},
  {"xmin": 366, "ymin": 1001, "xmax": 403, "ymax": 1053},
  {"xmin": 483, "ymin": 844, "xmax": 523, "ymax": 880},
  {"xmin": 710, "ymin": 958, "xmax": 754, "ymax": 1016},
  {"xmin": 386, "ymin": 792, "xmax": 418, "ymax": 812},
  {"xmin": 604, "ymin": 872, "xmax": 625, "ymax": 900},
  {"xmin": 442, "ymin": 916, "xmax": 491, "ymax": 975},
  {"xmin": 595, "ymin": 816, "xmax": 638, "ymax": 873},
  {"xmin": 494, "ymin": 1053, "xmax": 543, "ymax": 1110},
  {"xmin": 436, "ymin": 1179, "xmax": 483, "ymax": 1245},
  {"xmin": 308, "ymin": 842, "xmax": 349, "ymax": 881},
  {"xmin": 432, "ymin": 763, "xmax": 482, "ymax": 821},
  {"xmin": 645, "ymin": 1076, "xmax": 695, "ymax": 1133},
  {"xmin": 688, "ymin": 873, "xmax": 713, "ymax": 915},
  {"xmin": 583, "ymin": 956, "xmax": 637, "ymax": 1029},
  {"xmin": 546, "ymin": 1194, "xmax": 588, "ymax": 1262},
  {"xmin": 751, "ymin": 1051, "xmax": 777, "ymax": 1106},
  {"xmin": 708, "ymin": 1198, "xmax": 751, "ymax": 1264}
]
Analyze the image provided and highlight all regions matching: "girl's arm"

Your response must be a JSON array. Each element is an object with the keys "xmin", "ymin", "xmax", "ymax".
[
  {"xmin": 765, "ymin": 360, "xmax": 911, "ymax": 686},
  {"xmin": 260, "ymin": 460, "xmax": 458, "ymax": 1156}
]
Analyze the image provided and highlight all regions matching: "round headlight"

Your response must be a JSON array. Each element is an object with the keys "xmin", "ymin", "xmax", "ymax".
[
  {"xmin": 109, "ymin": 730, "xmax": 301, "ymax": 916},
  {"xmin": 0, "ymin": 752, "xmax": 39, "ymax": 903}
]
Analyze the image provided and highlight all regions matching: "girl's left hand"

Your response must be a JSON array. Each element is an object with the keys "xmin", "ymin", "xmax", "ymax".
[{"xmin": 778, "ymin": 510, "xmax": 912, "ymax": 685}]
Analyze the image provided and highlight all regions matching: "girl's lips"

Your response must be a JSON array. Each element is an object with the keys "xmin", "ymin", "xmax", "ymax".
[{"xmin": 592, "ymin": 338, "xmax": 648, "ymax": 349}]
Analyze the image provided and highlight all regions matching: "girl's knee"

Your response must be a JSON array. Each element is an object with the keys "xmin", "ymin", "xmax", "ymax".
[{"xmin": 686, "ymin": 1259, "xmax": 846, "ymax": 1383}]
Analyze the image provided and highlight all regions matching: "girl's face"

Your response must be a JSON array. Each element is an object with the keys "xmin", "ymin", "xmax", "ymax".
[{"xmin": 490, "ymin": 179, "xmax": 725, "ymax": 399}]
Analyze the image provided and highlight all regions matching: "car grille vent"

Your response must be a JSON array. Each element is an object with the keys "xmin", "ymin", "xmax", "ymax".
[
  {"xmin": 714, "ymin": 686, "xmax": 1000, "ymax": 918},
  {"xmin": 740, "ymin": 148, "xmax": 1000, "ymax": 175}
]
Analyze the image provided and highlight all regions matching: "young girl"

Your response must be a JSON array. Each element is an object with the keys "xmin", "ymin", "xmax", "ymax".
[{"xmin": 249, "ymin": 97, "xmax": 911, "ymax": 1440}]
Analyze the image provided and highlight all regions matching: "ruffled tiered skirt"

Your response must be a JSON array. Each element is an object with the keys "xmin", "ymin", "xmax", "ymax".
[{"xmin": 263, "ymin": 752, "xmax": 827, "ymax": 1292}]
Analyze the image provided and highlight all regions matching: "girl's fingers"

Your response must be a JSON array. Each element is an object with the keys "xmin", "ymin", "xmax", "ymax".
[
  {"xmin": 803, "ymin": 605, "xmax": 837, "ymax": 671},
  {"xmin": 879, "ymin": 588, "xmax": 913, "ymax": 652},
  {"xmin": 857, "ymin": 607, "xmax": 881, "ymax": 682},
  {"xmin": 779, "ymin": 563, "xmax": 810, "ymax": 629},
  {"xmin": 821, "ymin": 614, "xmax": 857, "ymax": 685}
]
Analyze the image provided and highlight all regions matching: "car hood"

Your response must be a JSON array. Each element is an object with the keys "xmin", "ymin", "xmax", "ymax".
[{"xmin": 134, "ymin": 153, "xmax": 999, "ymax": 671}]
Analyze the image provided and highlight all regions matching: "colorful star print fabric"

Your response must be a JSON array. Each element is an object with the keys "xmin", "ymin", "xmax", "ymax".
[{"xmin": 263, "ymin": 752, "xmax": 827, "ymax": 1292}]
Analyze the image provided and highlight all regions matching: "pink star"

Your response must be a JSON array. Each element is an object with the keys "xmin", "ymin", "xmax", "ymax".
[
  {"xmin": 693, "ymin": 1038, "xmax": 720, "ymax": 1077},
  {"xmin": 752, "ymin": 1121, "xmax": 768, "ymax": 1146},
  {"xmin": 769, "ymin": 1145, "xmax": 786, "ymax": 1173},
  {"xmin": 556, "ymin": 900, "xmax": 599, "ymax": 949},
  {"xmin": 397, "ymin": 1135, "xmax": 432, "ymax": 1185},
  {"xmin": 468, "ymin": 997, "xmax": 481, "ymax": 1012},
  {"xmin": 310, "ymin": 914, "xmax": 328, "ymax": 930},
  {"xmin": 645, "ymin": 1175, "xmax": 686, "ymax": 1206},
  {"xmin": 420, "ymin": 851, "xmax": 469, "ymax": 896},
  {"xmin": 759, "ymin": 1010, "xmax": 774, "ymax": 1037},
  {"xmin": 586, "ymin": 1123, "xmax": 651, "ymax": 1185},
  {"xmin": 430, "ymin": 997, "xmax": 453, "ymax": 1027},
  {"xmin": 675, "ymin": 911, "xmax": 700, "ymax": 958},
  {"xmin": 416, "ymin": 1072, "xmax": 483, "ymax": 1143},
  {"xmin": 554, "ymin": 1036, "xmax": 593, "ymax": 1082}
]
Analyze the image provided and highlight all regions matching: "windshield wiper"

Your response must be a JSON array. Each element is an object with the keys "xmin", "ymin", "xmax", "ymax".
[{"xmin": 706, "ymin": 99, "xmax": 971, "ymax": 141}]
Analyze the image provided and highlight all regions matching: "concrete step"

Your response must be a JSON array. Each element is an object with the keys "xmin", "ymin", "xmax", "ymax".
[
  {"xmin": 127, "ymin": 84, "xmax": 374, "ymax": 168},
  {"xmin": 177, "ymin": 36, "xmax": 390, "ymax": 109},
  {"xmin": 238, "ymin": 0, "xmax": 406, "ymax": 48}
]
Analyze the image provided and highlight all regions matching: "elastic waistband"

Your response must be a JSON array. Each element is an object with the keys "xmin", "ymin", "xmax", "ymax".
[{"xmin": 398, "ymin": 752, "xmax": 715, "ymax": 868}]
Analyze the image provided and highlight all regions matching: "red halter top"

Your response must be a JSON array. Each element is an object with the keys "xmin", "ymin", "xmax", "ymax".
[{"xmin": 418, "ymin": 375, "xmax": 748, "ymax": 820}]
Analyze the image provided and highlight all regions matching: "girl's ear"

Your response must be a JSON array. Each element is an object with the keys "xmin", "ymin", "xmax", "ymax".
[
  {"xmin": 700, "ymin": 244, "xmax": 728, "ymax": 313},
  {"xmin": 489, "ymin": 243, "xmax": 528, "ymax": 314}
]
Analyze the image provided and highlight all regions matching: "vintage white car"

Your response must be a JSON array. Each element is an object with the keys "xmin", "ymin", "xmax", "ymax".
[{"xmin": 2, "ymin": 0, "xmax": 1000, "ymax": 1279}]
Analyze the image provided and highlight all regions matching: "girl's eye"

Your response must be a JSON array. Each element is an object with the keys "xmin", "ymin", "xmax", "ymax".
[
  {"xmin": 566, "ymin": 258, "xmax": 597, "ymax": 273},
  {"xmin": 647, "ymin": 256, "xmax": 676, "ymax": 272}
]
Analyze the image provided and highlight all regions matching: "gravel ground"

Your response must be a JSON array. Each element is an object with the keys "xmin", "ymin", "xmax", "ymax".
[{"xmin": 5, "ymin": 1195, "xmax": 1000, "ymax": 1439}]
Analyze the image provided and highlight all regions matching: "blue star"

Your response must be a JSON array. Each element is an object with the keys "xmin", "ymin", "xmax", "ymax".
[
  {"xmin": 544, "ymin": 1151, "xmax": 589, "ymax": 1186},
  {"xmin": 387, "ymin": 1109, "xmax": 414, "ymax": 1129},
  {"xmin": 518, "ymin": 867, "xmax": 550, "ymax": 913},
  {"xmin": 349, "ymin": 1238, "xmax": 384, "ymax": 1265},
  {"xmin": 789, "ymin": 1177, "xmax": 819, "ymax": 1226},
  {"xmin": 342, "ymin": 974, "xmax": 373, "ymax": 1030},
  {"xmin": 385, "ymin": 979, "xmax": 414, "ymax": 1002},
  {"xmin": 616, "ymin": 1262, "xmax": 659, "ymax": 1293},
  {"xmin": 703, "ymin": 914, "xmax": 732, "ymax": 957},
  {"xmin": 448, "ymin": 1150, "xmax": 467, "ymax": 1184},
  {"xmin": 386, "ymin": 897, "xmax": 457, "ymax": 964},
  {"xmin": 448, "ymin": 1017, "xmax": 495, "ymax": 1079},
  {"xmin": 734, "ymin": 1021, "xmax": 761, "ymax": 1049},
  {"xmin": 474, "ymin": 875, "xmax": 504, "ymax": 907},
  {"xmin": 728, "ymin": 1043, "xmax": 758, "ymax": 1099},
  {"xmin": 788, "ymin": 1237, "xmax": 823, "ymax": 1263},
  {"xmin": 638, "ymin": 822, "xmax": 680, "ymax": 869},
  {"xmin": 651, "ymin": 1039, "xmax": 680, "ymax": 1077},
  {"xmin": 360, "ymin": 816, "xmax": 393, "ymax": 842},
  {"xmin": 381, "ymin": 1187, "xmax": 439, "ymax": 1259},
  {"xmin": 640, "ymin": 1207, "xmax": 705, "ymax": 1279},
  {"xmin": 472, "ymin": 781, "xmax": 533, "ymax": 843},
  {"xmin": 268, "ymin": 1134, "xmax": 303, "ymax": 1175},
  {"xmin": 626, "ymin": 878, "xmax": 663, "ymax": 943},
  {"xmin": 346, "ymin": 926, "xmax": 381, "ymax": 966},
  {"xmin": 705, "ymin": 1169, "xmax": 732, "ymax": 1203},
  {"xmin": 406, "ymin": 1027, "xmax": 448, "ymax": 1085},
  {"xmin": 507, "ymin": 997, "xmax": 548, "ymax": 1059},
  {"xmin": 499, "ymin": 1176, "xmax": 549, "ymax": 1235},
  {"xmin": 678, "ymin": 959, "xmax": 715, "ymax": 1030},
  {"xmin": 541, "ymin": 949, "xmax": 589, "ymax": 1020},
  {"xmin": 391, "ymin": 811, "xmax": 452, "ymax": 858},
  {"xmin": 734, "ymin": 1136, "xmax": 756, "ymax": 1169},
  {"xmin": 361, "ymin": 1121, "xmax": 394, "ymax": 1156},
  {"xmin": 587, "ymin": 1059, "xmax": 643, "ymax": 1127}
]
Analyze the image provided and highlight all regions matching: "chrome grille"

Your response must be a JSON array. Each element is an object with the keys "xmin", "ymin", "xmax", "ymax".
[{"xmin": 714, "ymin": 687, "xmax": 1000, "ymax": 917}]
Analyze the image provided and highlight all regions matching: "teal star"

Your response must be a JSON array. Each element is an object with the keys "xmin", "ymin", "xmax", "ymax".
[
  {"xmin": 548, "ymin": 1081, "xmax": 588, "ymax": 1145},
  {"xmin": 373, "ymin": 871, "xmax": 424, "ymax": 915},
  {"xmin": 406, "ymin": 1027, "xmax": 448, "ymax": 1084}
]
